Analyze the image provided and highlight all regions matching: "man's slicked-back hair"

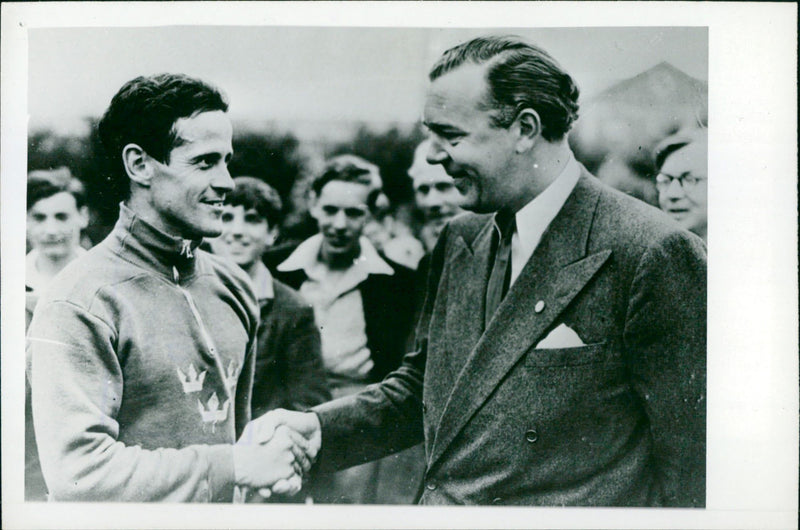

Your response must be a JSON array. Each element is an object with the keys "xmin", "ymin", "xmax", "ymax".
[
  {"xmin": 429, "ymin": 35, "xmax": 580, "ymax": 141},
  {"xmin": 225, "ymin": 176, "xmax": 284, "ymax": 229},
  {"xmin": 97, "ymin": 73, "xmax": 229, "ymax": 198}
]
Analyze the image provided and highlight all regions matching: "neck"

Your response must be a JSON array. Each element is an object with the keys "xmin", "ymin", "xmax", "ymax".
[
  {"xmin": 319, "ymin": 245, "xmax": 360, "ymax": 271},
  {"xmin": 504, "ymin": 139, "xmax": 572, "ymax": 215},
  {"xmin": 694, "ymin": 225, "xmax": 707, "ymax": 242},
  {"xmin": 125, "ymin": 196, "xmax": 193, "ymax": 241},
  {"xmin": 35, "ymin": 250, "xmax": 77, "ymax": 278},
  {"xmin": 242, "ymin": 260, "xmax": 260, "ymax": 280}
]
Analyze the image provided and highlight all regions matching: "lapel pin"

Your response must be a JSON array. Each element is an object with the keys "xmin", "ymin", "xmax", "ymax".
[{"xmin": 535, "ymin": 300, "xmax": 545, "ymax": 313}]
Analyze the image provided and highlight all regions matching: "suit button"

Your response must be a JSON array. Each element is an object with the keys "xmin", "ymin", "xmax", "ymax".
[
  {"xmin": 492, "ymin": 497, "xmax": 503, "ymax": 505},
  {"xmin": 426, "ymin": 480, "xmax": 437, "ymax": 491},
  {"xmin": 534, "ymin": 300, "xmax": 545, "ymax": 313},
  {"xmin": 422, "ymin": 401, "xmax": 427, "ymax": 413},
  {"xmin": 525, "ymin": 428, "xmax": 539, "ymax": 443}
]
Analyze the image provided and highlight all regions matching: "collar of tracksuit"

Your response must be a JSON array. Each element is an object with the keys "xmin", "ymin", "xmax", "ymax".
[{"xmin": 111, "ymin": 203, "xmax": 203, "ymax": 281}]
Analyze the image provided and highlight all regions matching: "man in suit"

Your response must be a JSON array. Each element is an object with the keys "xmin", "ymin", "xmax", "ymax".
[{"xmin": 249, "ymin": 35, "xmax": 707, "ymax": 507}]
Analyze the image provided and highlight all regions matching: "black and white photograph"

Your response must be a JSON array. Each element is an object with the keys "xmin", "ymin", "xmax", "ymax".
[{"xmin": 1, "ymin": 2, "xmax": 797, "ymax": 529}]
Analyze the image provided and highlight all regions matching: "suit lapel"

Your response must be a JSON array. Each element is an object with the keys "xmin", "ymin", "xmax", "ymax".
[
  {"xmin": 445, "ymin": 224, "xmax": 494, "ymax": 366},
  {"xmin": 427, "ymin": 224, "xmax": 494, "ymax": 423},
  {"xmin": 429, "ymin": 173, "xmax": 611, "ymax": 468}
]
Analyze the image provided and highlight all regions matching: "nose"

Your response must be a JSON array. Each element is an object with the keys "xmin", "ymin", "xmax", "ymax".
[
  {"xmin": 423, "ymin": 191, "xmax": 446, "ymax": 216},
  {"xmin": 211, "ymin": 165, "xmax": 235, "ymax": 193},
  {"xmin": 41, "ymin": 216, "xmax": 61, "ymax": 235},
  {"xmin": 426, "ymin": 137, "xmax": 449, "ymax": 165},
  {"xmin": 228, "ymin": 215, "xmax": 245, "ymax": 237},
  {"xmin": 331, "ymin": 210, "xmax": 348, "ymax": 229},
  {"xmin": 427, "ymin": 187, "xmax": 446, "ymax": 207},
  {"xmin": 663, "ymin": 178, "xmax": 685, "ymax": 200}
]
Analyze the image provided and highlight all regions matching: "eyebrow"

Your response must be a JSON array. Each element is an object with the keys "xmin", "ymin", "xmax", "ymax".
[
  {"xmin": 423, "ymin": 121, "xmax": 464, "ymax": 136},
  {"xmin": 659, "ymin": 171, "xmax": 694, "ymax": 178},
  {"xmin": 190, "ymin": 152, "xmax": 233, "ymax": 164}
]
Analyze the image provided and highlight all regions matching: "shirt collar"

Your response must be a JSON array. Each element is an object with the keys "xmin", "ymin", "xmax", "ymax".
[
  {"xmin": 250, "ymin": 260, "xmax": 274, "ymax": 301},
  {"xmin": 501, "ymin": 153, "xmax": 581, "ymax": 254},
  {"xmin": 277, "ymin": 233, "xmax": 394, "ymax": 280}
]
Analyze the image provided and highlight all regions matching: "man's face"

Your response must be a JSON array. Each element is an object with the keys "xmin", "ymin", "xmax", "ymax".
[
  {"xmin": 210, "ymin": 204, "xmax": 275, "ymax": 270},
  {"xmin": 423, "ymin": 63, "xmax": 519, "ymax": 214},
  {"xmin": 27, "ymin": 191, "xmax": 87, "ymax": 259},
  {"xmin": 147, "ymin": 110, "xmax": 234, "ymax": 240},
  {"xmin": 411, "ymin": 158, "xmax": 464, "ymax": 252},
  {"xmin": 412, "ymin": 163, "xmax": 464, "ymax": 222},
  {"xmin": 658, "ymin": 141, "xmax": 708, "ymax": 238},
  {"xmin": 310, "ymin": 180, "xmax": 371, "ymax": 265}
]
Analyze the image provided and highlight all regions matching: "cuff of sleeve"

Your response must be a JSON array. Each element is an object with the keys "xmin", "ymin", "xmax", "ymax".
[
  {"xmin": 310, "ymin": 399, "xmax": 354, "ymax": 473},
  {"xmin": 205, "ymin": 444, "xmax": 236, "ymax": 502}
]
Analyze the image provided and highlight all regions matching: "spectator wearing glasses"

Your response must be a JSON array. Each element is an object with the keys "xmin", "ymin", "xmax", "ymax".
[{"xmin": 654, "ymin": 128, "xmax": 708, "ymax": 242}]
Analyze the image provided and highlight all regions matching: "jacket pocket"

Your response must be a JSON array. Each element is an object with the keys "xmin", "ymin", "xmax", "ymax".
[{"xmin": 525, "ymin": 341, "xmax": 609, "ymax": 367}]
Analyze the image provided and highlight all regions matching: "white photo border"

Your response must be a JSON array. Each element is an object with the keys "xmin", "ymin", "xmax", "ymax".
[{"xmin": 2, "ymin": 2, "xmax": 797, "ymax": 529}]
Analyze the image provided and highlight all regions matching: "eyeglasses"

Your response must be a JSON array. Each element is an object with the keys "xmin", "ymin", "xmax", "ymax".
[{"xmin": 655, "ymin": 172, "xmax": 707, "ymax": 192}]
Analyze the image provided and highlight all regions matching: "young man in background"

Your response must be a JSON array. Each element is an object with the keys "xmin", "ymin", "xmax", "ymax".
[
  {"xmin": 209, "ymin": 176, "xmax": 330, "ymax": 419},
  {"xmin": 273, "ymin": 156, "xmax": 421, "ymax": 504}
]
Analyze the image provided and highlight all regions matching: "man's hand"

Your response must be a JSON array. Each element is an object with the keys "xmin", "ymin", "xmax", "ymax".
[
  {"xmin": 233, "ymin": 425, "xmax": 310, "ymax": 495},
  {"xmin": 242, "ymin": 409, "xmax": 322, "ymax": 462},
  {"xmin": 240, "ymin": 409, "xmax": 322, "ymax": 499}
]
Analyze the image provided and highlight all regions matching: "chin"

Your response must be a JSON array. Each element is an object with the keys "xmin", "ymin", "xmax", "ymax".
[{"xmin": 39, "ymin": 246, "xmax": 69, "ymax": 259}]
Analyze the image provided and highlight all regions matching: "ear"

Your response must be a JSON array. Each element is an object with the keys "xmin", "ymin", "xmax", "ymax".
[
  {"xmin": 265, "ymin": 225, "xmax": 279, "ymax": 246},
  {"xmin": 122, "ymin": 143, "xmax": 153, "ymax": 187},
  {"xmin": 77, "ymin": 205, "xmax": 90, "ymax": 230},
  {"xmin": 308, "ymin": 191, "xmax": 321, "ymax": 220},
  {"xmin": 514, "ymin": 109, "xmax": 541, "ymax": 153}
]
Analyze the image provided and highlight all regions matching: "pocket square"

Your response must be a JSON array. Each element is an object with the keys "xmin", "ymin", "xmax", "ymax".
[{"xmin": 535, "ymin": 323, "xmax": 586, "ymax": 349}]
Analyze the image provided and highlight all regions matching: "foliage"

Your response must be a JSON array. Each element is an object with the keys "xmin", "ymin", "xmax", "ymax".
[{"xmin": 329, "ymin": 124, "xmax": 425, "ymax": 207}]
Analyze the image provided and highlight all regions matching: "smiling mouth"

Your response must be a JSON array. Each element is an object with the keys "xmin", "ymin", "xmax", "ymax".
[
  {"xmin": 201, "ymin": 199, "xmax": 225, "ymax": 211},
  {"xmin": 325, "ymin": 236, "xmax": 351, "ymax": 248}
]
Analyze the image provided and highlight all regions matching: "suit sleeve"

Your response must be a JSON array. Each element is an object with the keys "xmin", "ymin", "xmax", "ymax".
[
  {"xmin": 623, "ymin": 230, "xmax": 707, "ymax": 507},
  {"xmin": 311, "ymin": 224, "xmax": 451, "ymax": 472},
  {"xmin": 28, "ymin": 301, "xmax": 235, "ymax": 502}
]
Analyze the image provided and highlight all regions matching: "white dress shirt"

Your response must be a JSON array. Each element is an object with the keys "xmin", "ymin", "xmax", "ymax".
[{"xmin": 498, "ymin": 154, "xmax": 581, "ymax": 287}]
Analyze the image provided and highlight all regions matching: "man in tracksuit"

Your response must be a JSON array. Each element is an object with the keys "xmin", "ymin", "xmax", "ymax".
[{"xmin": 26, "ymin": 73, "xmax": 312, "ymax": 502}]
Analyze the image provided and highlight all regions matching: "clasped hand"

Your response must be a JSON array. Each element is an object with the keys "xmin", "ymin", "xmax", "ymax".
[{"xmin": 233, "ymin": 409, "xmax": 321, "ymax": 498}]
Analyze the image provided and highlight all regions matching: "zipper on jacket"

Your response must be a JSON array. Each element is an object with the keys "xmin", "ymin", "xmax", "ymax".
[{"xmin": 173, "ymin": 265, "xmax": 234, "ymax": 404}]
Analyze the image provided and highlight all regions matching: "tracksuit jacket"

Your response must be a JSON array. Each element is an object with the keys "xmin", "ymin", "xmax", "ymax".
[{"xmin": 27, "ymin": 204, "xmax": 259, "ymax": 502}]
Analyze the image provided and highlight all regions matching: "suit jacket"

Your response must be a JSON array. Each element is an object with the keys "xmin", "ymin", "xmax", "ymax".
[
  {"xmin": 251, "ymin": 278, "xmax": 331, "ymax": 418},
  {"xmin": 313, "ymin": 170, "xmax": 707, "ymax": 507},
  {"xmin": 267, "ymin": 247, "xmax": 419, "ymax": 383}
]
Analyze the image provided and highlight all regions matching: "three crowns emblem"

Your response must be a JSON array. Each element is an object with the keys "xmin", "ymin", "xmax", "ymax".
[
  {"xmin": 197, "ymin": 392, "xmax": 230, "ymax": 432},
  {"xmin": 176, "ymin": 364, "xmax": 206, "ymax": 394},
  {"xmin": 224, "ymin": 360, "xmax": 238, "ymax": 391}
]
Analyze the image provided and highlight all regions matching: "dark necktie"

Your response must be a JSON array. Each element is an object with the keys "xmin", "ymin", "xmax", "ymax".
[{"xmin": 485, "ymin": 212, "xmax": 516, "ymax": 327}]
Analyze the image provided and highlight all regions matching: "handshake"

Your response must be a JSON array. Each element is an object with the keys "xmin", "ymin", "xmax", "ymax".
[{"xmin": 232, "ymin": 409, "xmax": 322, "ymax": 499}]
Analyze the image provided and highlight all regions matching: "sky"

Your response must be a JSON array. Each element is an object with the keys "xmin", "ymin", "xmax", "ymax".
[{"xmin": 28, "ymin": 26, "xmax": 708, "ymax": 137}]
